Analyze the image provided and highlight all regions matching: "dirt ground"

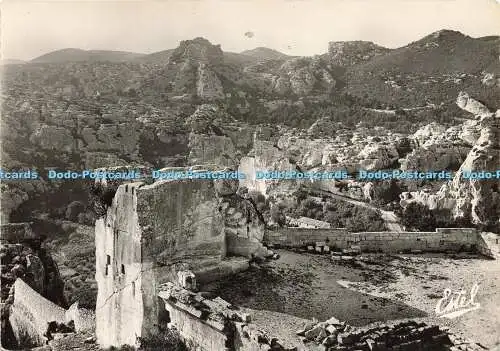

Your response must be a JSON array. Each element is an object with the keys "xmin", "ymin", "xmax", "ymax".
[{"xmin": 201, "ymin": 250, "xmax": 500, "ymax": 349}]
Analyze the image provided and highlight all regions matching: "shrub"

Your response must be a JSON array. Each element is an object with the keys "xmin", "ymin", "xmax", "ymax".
[
  {"xmin": 400, "ymin": 202, "xmax": 436, "ymax": 231},
  {"xmin": 137, "ymin": 328, "xmax": 188, "ymax": 351}
]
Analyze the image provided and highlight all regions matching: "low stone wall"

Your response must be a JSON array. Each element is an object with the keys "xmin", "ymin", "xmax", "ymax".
[
  {"xmin": 265, "ymin": 228, "xmax": 348, "ymax": 248},
  {"xmin": 265, "ymin": 228, "xmax": 482, "ymax": 254},
  {"xmin": 9, "ymin": 279, "xmax": 67, "ymax": 348},
  {"xmin": 158, "ymin": 282, "xmax": 296, "ymax": 351}
]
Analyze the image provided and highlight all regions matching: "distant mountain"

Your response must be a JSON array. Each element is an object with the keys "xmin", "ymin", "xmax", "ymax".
[
  {"xmin": 31, "ymin": 48, "xmax": 146, "ymax": 63},
  {"xmin": 0, "ymin": 59, "xmax": 26, "ymax": 65},
  {"xmin": 240, "ymin": 47, "xmax": 292, "ymax": 61},
  {"xmin": 345, "ymin": 30, "xmax": 500, "ymax": 107},
  {"xmin": 135, "ymin": 49, "xmax": 174, "ymax": 64},
  {"xmin": 353, "ymin": 30, "xmax": 499, "ymax": 74},
  {"xmin": 328, "ymin": 41, "xmax": 391, "ymax": 66}
]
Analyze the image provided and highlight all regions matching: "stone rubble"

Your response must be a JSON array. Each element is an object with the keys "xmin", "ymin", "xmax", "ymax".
[{"xmin": 297, "ymin": 317, "xmax": 486, "ymax": 351}]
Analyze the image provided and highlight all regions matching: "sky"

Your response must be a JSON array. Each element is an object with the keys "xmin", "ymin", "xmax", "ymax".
[{"xmin": 1, "ymin": 0, "xmax": 499, "ymax": 61}]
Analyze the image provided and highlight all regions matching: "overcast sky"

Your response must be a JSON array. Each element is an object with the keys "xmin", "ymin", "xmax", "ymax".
[{"xmin": 1, "ymin": 0, "xmax": 499, "ymax": 61}]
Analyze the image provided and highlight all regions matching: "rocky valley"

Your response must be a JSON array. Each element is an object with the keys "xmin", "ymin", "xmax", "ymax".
[{"xmin": 1, "ymin": 24, "xmax": 500, "ymax": 351}]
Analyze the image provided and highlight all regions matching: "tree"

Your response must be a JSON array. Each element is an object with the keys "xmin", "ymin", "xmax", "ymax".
[
  {"xmin": 400, "ymin": 202, "xmax": 436, "ymax": 231},
  {"xmin": 270, "ymin": 204, "xmax": 286, "ymax": 227}
]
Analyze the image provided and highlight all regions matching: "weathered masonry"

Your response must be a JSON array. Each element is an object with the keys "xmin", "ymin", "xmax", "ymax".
[
  {"xmin": 95, "ymin": 172, "xmax": 269, "ymax": 348},
  {"xmin": 264, "ymin": 227, "xmax": 496, "ymax": 257}
]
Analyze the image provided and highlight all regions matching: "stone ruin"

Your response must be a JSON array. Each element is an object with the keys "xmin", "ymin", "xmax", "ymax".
[
  {"xmin": 297, "ymin": 317, "xmax": 487, "ymax": 351},
  {"xmin": 158, "ymin": 282, "xmax": 486, "ymax": 351},
  {"xmin": 90, "ymin": 166, "xmax": 494, "ymax": 351},
  {"xmin": 92, "ymin": 167, "xmax": 274, "ymax": 348},
  {"xmin": 1, "ymin": 223, "xmax": 95, "ymax": 349},
  {"xmin": 157, "ymin": 282, "xmax": 293, "ymax": 351}
]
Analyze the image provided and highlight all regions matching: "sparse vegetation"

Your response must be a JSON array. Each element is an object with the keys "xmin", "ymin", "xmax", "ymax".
[{"xmin": 291, "ymin": 194, "xmax": 387, "ymax": 232}]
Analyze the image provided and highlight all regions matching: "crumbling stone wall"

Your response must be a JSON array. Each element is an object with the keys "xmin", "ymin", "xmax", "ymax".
[
  {"xmin": 95, "ymin": 178, "xmax": 227, "ymax": 348},
  {"xmin": 298, "ymin": 317, "xmax": 458, "ymax": 350},
  {"xmin": 158, "ymin": 282, "xmax": 295, "ymax": 351},
  {"xmin": 94, "ymin": 166, "xmax": 270, "ymax": 349},
  {"xmin": 65, "ymin": 301, "xmax": 95, "ymax": 333},
  {"xmin": 8, "ymin": 279, "xmax": 66, "ymax": 348},
  {"xmin": 265, "ymin": 228, "xmax": 482, "ymax": 254}
]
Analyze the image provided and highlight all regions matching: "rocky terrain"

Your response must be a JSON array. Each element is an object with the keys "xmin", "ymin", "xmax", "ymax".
[
  {"xmin": 1, "ymin": 28, "xmax": 499, "ymax": 350},
  {"xmin": 1, "ymin": 224, "xmax": 66, "ymax": 348},
  {"xmin": 2, "ymin": 30, "xmax": 498, "ymax": 229},
  {"xmin": 401, "ymin": 93, "xmax": 500, "ymax": 230}
]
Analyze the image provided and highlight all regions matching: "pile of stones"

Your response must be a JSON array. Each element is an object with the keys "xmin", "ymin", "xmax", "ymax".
[{"xmin": 296, "ymin": 317, "xmax": 473, "ymax": 350}]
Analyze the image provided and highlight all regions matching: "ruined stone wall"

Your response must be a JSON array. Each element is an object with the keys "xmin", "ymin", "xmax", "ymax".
[
  {"xmin": 158, "ymin": 282, "xmax": 295, "ymax": 351},
  {"xmin": 265, "ymin": 228, "xmax": 481, "ymax": 253},
  {"xmin": 8, "ymin": 279, "xmax": 66, "ymax": 348},
  {"xmin": 264, "ymin": 228, "xmax": 349, "ymax": 248},
  {"xmin": 95, "ymin": 178, "xmax": 227, "ymax": 348},
  {"xmin": 163, "ymin": 299, "xmax": 229, "ymax": 351},
  {"xmin": 136, "ymin": 179, "xmax": 226, "ymax": 270},
  {"xmin": 95, "ymin": 182, "xmax": 145, "ymax": 348}
]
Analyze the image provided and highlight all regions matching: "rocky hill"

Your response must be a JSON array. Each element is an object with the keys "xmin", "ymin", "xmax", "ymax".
[
  {"xmin": 346, "ymin": 30, "xmax": 500, "ymax": 107},
  {"xmin": 328, "ymin": 40, "xmax": 390, "ymax": 66},
  {"xmin": 0, "ymin": 59, "xmax": 26, "ymax": 65},
  {"xmin": 240, "ymin": 47, "xmax": 292, "ymax": 61}
]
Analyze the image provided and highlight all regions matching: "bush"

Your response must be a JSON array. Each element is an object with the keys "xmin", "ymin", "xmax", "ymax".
[
  {"xmin": 292, "ymin": 196, "xmax": 386, "ymax": 232},
  {"xmin": 400, "ymin": 202, "xmax": 436, "ymax": 231},
  {"xmin": 372, "ymin": 180, "xmax": 404, "ymax": 205},
  {"xmin": 138, "ymin": 328, "xmax": 188, "ymax": 351},
  {"xmin": 270, "ymin": 203, "xmax": 286, "ymax": 227}
]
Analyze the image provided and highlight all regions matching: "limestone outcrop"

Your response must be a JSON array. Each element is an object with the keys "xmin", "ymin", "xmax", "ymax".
[
  {"xmin": 441, "ymin": 111, "xmax": 500, "ymax": 227},
  {"xmin": 456, "ymin": 91, "xmax": 491, "ymax": 117},
  {"xmin": 328, "ymin": 41, "xmax": 390, "ymax": 66},
  {"xmin": 357, "ymin": 143, "xmax": 399, "ymax": 170},
  {"xmin": 401, "ymin": 94, "xmax": 500, "ymax": 229},
  {"xmin": 271, "ymin": 56, "xmax": 336, "ymax": 96},
  {"xmin": 185, "ymin": 104, "xmax": 255, "ymax": 167},
  {"xmin": 196, "ymin": 62, "xmax": 224, "ymax": 100},
  {"xmin": 400, "ymin": 123, "xmax": 470, "ymax": 171},
  {"xmin": 158, "ymin": 37, "xmax": 226, "ymax": 100}
]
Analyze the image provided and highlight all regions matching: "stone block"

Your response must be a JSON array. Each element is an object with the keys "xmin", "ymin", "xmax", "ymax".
[{"xmin": 304, "ymin": 323, "xmax": 325, "ymax": 340}]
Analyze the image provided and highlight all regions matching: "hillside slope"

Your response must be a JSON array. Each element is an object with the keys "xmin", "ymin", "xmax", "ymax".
[{"xmin": 31, "ymin": 48, "xmax": 146, "ymax": 63}]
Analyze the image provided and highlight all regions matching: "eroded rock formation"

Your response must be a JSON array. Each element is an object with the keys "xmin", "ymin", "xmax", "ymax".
[
  {"xmin": 328, "ymin": 41, "xmax": 390, "ymax": 66},
  {"xmin": 401, "ymin": 93, "xmax": 500, "ymax": 229}
]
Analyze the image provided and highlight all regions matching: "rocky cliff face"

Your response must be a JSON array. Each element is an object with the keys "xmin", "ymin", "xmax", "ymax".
[
  {"xmin": 442, "ymin": 110, "xmax": 500, "ymax": 227},
  {"xmin": 271, "ymin": 56, "xmax": 336, "ymax": 96},
  {"xmin": 328, "ymin": 41, "xmax": 390, "ymax": 66},
  {"xmin": 186, "ymin": 104, "xmax": 256, "ymax": 167},
  {"xmin": 401, "ymin": 93, "xmax": 500, "ymax": 229},
  {"xmin": 456, "ymin": 91, "xmax": 492, "ymax": 116},
  {"xmin": 152, "ymin": 37, "xmax": 226, "ymax": 100},
  {"xmin": 400, "ymin": 123, "xmax": 470, "ymax": 171}
]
